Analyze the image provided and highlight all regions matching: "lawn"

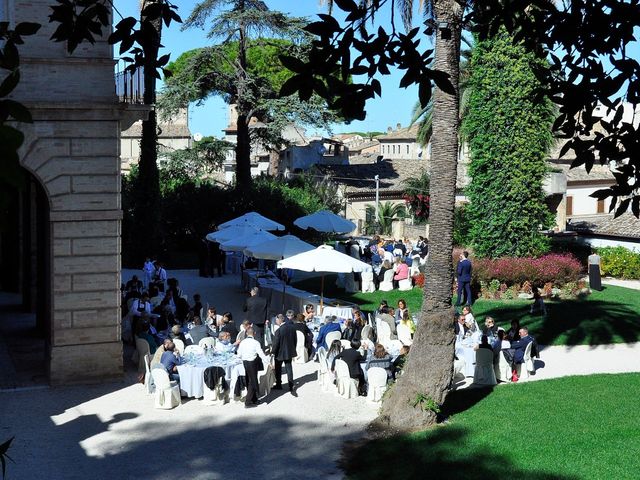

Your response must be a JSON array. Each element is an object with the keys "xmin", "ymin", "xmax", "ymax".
[
  {"xmin": 342, "ymin": 374, "xmax": 640, "ymax": 480},
  {"xmin": 291, "ymin": 276, "xmax": 640, "ymax": 346}
]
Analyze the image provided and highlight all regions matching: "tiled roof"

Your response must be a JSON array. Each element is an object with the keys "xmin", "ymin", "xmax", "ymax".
[
  {"xmin": 568, "ymin": 212, "xmax": 640, "ymax": 239},
  {"xmin": 551, "ymin": 162, "xmax": 615, "ymax": 183},
  {"xmin": 122, "ymin": 123, "xmax": 191, "ymax": 139},
  {"xmin": 377, "ymin": 124, "xmax": 420, "ymax": 141}
]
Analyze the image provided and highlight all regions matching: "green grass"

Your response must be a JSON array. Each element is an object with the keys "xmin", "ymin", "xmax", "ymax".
[
  {"xmin": 292, "ymin": 276, "xmax": 640, "ymax": 346},
  {"xmin": 343, "ymin": 374, "xmax": 640, "ymax": 480}
]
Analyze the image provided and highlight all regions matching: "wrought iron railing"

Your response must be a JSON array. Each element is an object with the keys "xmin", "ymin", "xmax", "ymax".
[{"xmin": 115, "ymin": 63, "xmax": 144, "ymax": 104}]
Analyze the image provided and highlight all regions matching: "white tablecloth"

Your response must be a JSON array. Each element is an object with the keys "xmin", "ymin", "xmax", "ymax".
[
  {"xmin": 321, "ymin": 306, "xmax": 354, "ymax": 320},
  {"xmin": 455, "ymin": 341, "xmax": 477, "ymax": 377},
  {"xmin": 176, "ymin": 355, "xmax": 242, "ymax": 398}
]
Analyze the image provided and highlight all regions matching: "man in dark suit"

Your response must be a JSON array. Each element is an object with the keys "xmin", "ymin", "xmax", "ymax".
[
  {"xmin": 331, "ymin": 339, "xmax": 367, "ymax": 395},
  {"xmin": 271, "ymin": 315, "xmax": 299, "ymax": 396},
  {"xmin": 510, "ymin": 327, "xmax": 539, "ymax": 365},
  {"xmin": 456, "ymin": 250, "xmax": 473, "ymax": 306},
  {"xmin": 243, "ymin": 287, "xmax": 268, "ymax": 347}
]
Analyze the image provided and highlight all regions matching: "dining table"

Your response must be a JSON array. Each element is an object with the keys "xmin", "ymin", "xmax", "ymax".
[
  {"xmin": 176, "ymin": 351, "xmax": 242, "ymax": 398},
  {"xmin": 455, "ymin": 332, "xmax": 481, "ymax": 377}
]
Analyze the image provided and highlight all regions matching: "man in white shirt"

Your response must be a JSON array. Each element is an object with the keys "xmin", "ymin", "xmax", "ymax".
[{"xmin": 237, "ymin": 327, "xmax": 270, "ymax": 408}]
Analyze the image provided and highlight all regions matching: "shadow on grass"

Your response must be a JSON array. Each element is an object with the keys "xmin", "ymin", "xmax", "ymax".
[
  {"xmin": 440, "ymin": 386, "xmax": 494, "ymax": 418},
  {"xmin": 341, "ymin": 426, "xmax": 578, "ymax": 480}
]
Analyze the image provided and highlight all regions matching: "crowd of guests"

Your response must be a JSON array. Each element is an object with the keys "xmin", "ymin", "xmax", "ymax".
[{"xmin": 455, "ymin": 306, "xmax": 539, "ymax": 382}]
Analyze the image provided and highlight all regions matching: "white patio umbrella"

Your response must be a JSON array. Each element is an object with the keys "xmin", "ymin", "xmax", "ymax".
[
  {"xmin": 293, "ymin": 210, "xmax": 356, "ymax": 234},
  {"xmin": 205, "ymin": 224, "xmax": 262, "ymax": 243},
  {"xmin": 218, "ymin": 211, "xmax": 285, "ymax": 231},
  {"xmin": 243, "ymin": 234, "xmax": 314, "ymax": 260},
  {"xmin": 277, "ymin": 245, "xmax": 372, "ymax": 311},
  {"xmin": 220, "ymin": 230, "xmax": 277, "ymax": 252}
]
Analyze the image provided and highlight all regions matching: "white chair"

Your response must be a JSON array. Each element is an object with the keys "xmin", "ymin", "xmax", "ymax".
[
  {"xmin": 361, "ymin": 325, "xmax": 373, "ymax": 342},
  {"xmin": 397, "ymin": 324, "xmax": 413, "ymax": 346},
  {"xmin": 199, "ymin": 337, "xmax": 216, "ymax": 349},
  {"xmin": 398, "ymin": 278, "xmax": 413, "ymax": 291},
  {"xmin": 294, "ymin": 330, "xmax": 309, "ymax": 364},
  {"xmin": 134, "ymin": 337, "xmax": 150, "ymax": 373},
  {"xmin": 376, "ymin": 319, "xmax": 392, "ymax": 345},
  {"xmin": 258, "ymin": 364, "xmax": 276, "ymax": 397},
  {"xmin": 393, "ymin": 248, "xmax": 403, "ymax": 257},
  {"xmin": 184, "ymin": 345, "xmax": 204, "ymax": 356},
  {"xmin": 316, "ymin": 348, "xmax": 330, "ymax": 391},
  {"xmin": 325, "ymin": 330, "xmax": 342, "ymax": 348},
  {"xmin": 367, "ymin": 367, "xmax": 388, "ymax": 402},
  {"xmin": 517, "ymin": 341, "xmax": 536, "ymax": 380},
  {"xmin": 151, "ymin": 368, "xmax": 181, "ymax": 409},
  {"xmin": 172, "ymin": 338, "xmax": 185, "ymax": 355},
  {"xmin": 360, "ymin": 271, "xmax": 376, "ymax": 293},
  {"xmin": 202, "ymin": 368, "xmax": 229, "ymax": 406},
  {"xmin": 143, "ymin": 354, "xmax": 155, "ymax": 395},
  {"xmin": 494, "ymin": 350, "xmax": 512, "ymax": 383},
  {"xmin": 379, "ymin": 269, "xmax": 394, "ymax": 291},
  {"xmin": 350, "ymin": 243, "xmax": 361, "ymax": 259},
  {"xmin": 473, "ymin": 348, "xmax": 497, "ymax": 386},
  {"xmin": 334, "ymin": 359, "xmax": 359, "ymax": 399},
  {"xmin": 409, "ymin": 256, "xmax": 421, "ymax": 277},
  {"xmin": 344, "ymin": 273, "xmax": 358, "ymax": 293},
  {"xmin": 453, "ymin": 358, "xmax": 466, "ymax": 378}
]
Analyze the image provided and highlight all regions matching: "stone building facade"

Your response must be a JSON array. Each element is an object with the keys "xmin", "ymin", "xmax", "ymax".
[{"xmin": 4, "ymin": 1, "xmax": 144, "ymax": 384}]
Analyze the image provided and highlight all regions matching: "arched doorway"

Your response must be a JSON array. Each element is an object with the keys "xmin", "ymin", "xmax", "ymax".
[{"xmin": 0, "ymin": 170, "xmax": 50, "ymax": 388}]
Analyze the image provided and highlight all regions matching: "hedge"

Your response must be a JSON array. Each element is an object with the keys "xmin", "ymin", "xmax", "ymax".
[{"xmin": 598, "ymin": 247, "xmax": 640, "ymax": 279}]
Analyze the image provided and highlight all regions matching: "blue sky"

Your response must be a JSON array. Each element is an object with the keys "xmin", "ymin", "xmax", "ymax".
[{"xmin": 113, "ymin": 0, "xmax": 425, "ymax": 138}]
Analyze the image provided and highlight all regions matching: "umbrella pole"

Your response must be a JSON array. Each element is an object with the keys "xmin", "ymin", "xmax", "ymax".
[
  {"xmin": 320, "ymin": 274, "xmax": 324, "ymax": 314},
  {"xmin": 282, "ymin": 269, "xmax": 286, "ymax": 312}
]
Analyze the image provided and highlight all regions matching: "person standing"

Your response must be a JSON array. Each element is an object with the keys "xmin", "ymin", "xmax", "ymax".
[
  {"xmin": 237, "ymin": 327, "xmax": 270, "ymax": 408},
  {"xmin": 243, "ymin": 287, "xmax": 268, "ymax": 347},
  {"xmin": 271, "ymin": 315, "xmax": 299, "ymax": 396},
  {"xmin": 143, "ymin": 257, "xmax": 155, "ymax": 290},
  {"xmin": 588, "ymin": 250, "xmax": 602, "ymax": 291},
  {"xmin": 456, "ymin": 250, "xmax": 473, "ymax": 306}
]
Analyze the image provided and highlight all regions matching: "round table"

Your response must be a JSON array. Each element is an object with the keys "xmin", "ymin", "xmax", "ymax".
[{"xmin": 176, "ymin": 354, "xmax": 242, "ymax": 398}]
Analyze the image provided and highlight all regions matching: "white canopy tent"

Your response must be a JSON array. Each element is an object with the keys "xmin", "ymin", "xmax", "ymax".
[
  {"xmin": 293, "ymin": 210, "xmax": 356, "ymax": 234},
  {"xmin": 277, "ymin": 245, "xmax": 371, "ymax": 311},
  {"xmin": 218, "ymin": 212, "xmax": 285, "ymax": 231},
  {"xmin": 243, "ymin": 234, "xmax": 314, "ymax": 260}
]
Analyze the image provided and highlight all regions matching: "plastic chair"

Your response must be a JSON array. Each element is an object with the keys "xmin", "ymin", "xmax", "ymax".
[
  {"xmin": 367, "ymin": 367, "xmax": 388, "ymax": 402},
  {"xmin": 184, "ymin": 345, "xmax": 204, "ymax": 356},
  {"xmin": 376, "ymin": 320, "xmax": 392, "ymax": 345},
  {"xmin": 316, "ymin": 348, "xmax": 330, "ymax": 391},
  {"xmin": 453, "ymin": 358, "xmax": 466, "ymax": 378},
  {"xmin": 397, "ymin": 324, "xmax": 413, "ymax": 346},
  {"xmin": 379, "ymin": 269, "xmax": 394, "ymax": 291},
  {"xmin": 360, "ymin": 271, "xmax": 376, "ymax": 293},
  {"xmin": 172, "ymin": 338, "xmax": 185, "ymax": 355},
  {"xmin": 143, "ymin": 354, "xmax": 155, "ymax": 394},
  {"xmin": 361, "ymin": 325, "xmax": 373, "ymax": 342},
  {"xmin": 340, "ymin": 339, "xmax": 351, "ymax": 349},
  {"xmin": 202, "ymin": 366, "xmax": 229, "ymax": 405},
  {"xmin": 258, "ymin": 364, "xmax": 275, "ymax": 397},
  {"xmin": 344, "ymin": 273, "xmax": 358, "ymax": 293},
  {"xmin": 398, "ymin": 278, "xmax": 413, "ymax": 291},
  {"xmin": 517, "ymin": 341, "xmax": 536, "ymax": 380},
  {"xmin": 334, "ymin": 359, "xmax": 359, "ymax": 399},
  {"xmin": 134, "ymin": 337, "xmax": 150, "ymax": 373},
  {"xmin": 473, "ymin": 348, "xmax": 497, "ymax": 386},
  {"xmin": 151, "ymin": 368, "xmax": 181, "ymax": 409},
  {"xmin": 325, "ymin": 330, "xmax": 342, "ymax": 347},
  {"xmin": 199, "ymin": 337, "xmax": 216, "ymax": 349},
  {"xmin": 295, "ymin": 330, "xmax": 309, "ymax": 364},
  {"xmin": 494, "ymin": 350, "xmax": 512, "ymax": 383}
]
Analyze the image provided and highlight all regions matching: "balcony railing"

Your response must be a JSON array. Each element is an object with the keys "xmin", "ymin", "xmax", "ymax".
[{"xmin": 115, "ymin": 64, "xmax": 145, "ymax": 104}]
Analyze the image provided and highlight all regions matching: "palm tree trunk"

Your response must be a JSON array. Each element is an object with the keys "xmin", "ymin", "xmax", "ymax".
[
  {"xmin": 133, "ymin": 0, "xmax": 162, "ymax": 258},
  {"xmin": 378, "ymin": 0, "xmax": 462, "ymax": 431}
]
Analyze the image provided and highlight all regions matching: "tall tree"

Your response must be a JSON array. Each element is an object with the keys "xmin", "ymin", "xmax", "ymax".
[
  {"xmin": 180, "ymin": 0, "xmax": 310, "ymax": 189},
  {"xmin": 463, "ymin": 30, "xmax": 554, "ymax": 257}
]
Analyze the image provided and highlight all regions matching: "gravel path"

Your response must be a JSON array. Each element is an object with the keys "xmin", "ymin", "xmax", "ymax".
[{"xmin": 2, "ymin": 269, "xmax": 638, "ymax": 479}]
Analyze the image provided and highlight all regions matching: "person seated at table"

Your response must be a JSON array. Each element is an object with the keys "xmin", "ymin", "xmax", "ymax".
[
  {"xmin": 169, "ymin": 324, "xmax": 187, "ymax": 345},
  {"xmin": 376, "ymin": 260, "xmax": 393, "ymax": 289},
  {"xmin": 129, "ymin": 292, "xmax": 152, "ymax": 333},
  {"xmin": 188, "ymin": 316, "xmax": 209, "ymax": 346},
  {"xmin": 167, "ymin": 277, "xmax": 184, "ymax": 299},
  {"xmin": 220, "ymin": 312, "xmax": 239, "ymax": 343},
  {"xmin": 392, "ymin": 345, "xmax": 410, "ymax": 380},
  {"xmin": 331, "ymin": 339, "xmax": 367, "ymax": 395},
  {"xmin": 235, "ymin": 320, "xmax": 252, "ymax": 345},
  {"xmin": 378, "ymin": 306, "xmax": 398, "ymax": 340},
  {"xmin": 124, "ymin": 274, "xmax": 143, "ymax": 300},
  {"xmin": 506, "ymin": 319, "xmax": 521, "ymax": 342},
  {"xmin": 244, "ymin": 257, "xmax": 259, "ymax": 270},
  {"xmin": 174, "ymin": 296, "xmax": 191, "ymax": 324},
  {"xmin": 377, "ymin": 300, "xmax": 389, "ymax": 315},
  {"xmin": 215, "ymin": 331, "xmax": 235, "ymax": 353},
  {"xmin": 191, "ymin": 293, "xmax": 203, "ymax": 318},
  {"xmin": 160, "ymin": 290, "xmax": 176, "ymax": 318},
  {"xmin": 491, "ymin": 329, "xmax": 512, "ymax": 364},
  {"xmin": 474, "ymin": 334, "xmax": 493, "ymax": 352},
  {"xmin": 160, "ymin": 341, "xmax": 181, "ymax": 382},
  {"xmin": 510, "ymin": 327, "xmax": 539, "ymax": 367},
  {"xmin": 482, "ymin": 316, "xmax": 498, "ymax": 341},
  {"xmin": 326, "ymin": 339, "xmax": 343, "ymax": 368},
  {"xmin": 293, "ymin": 313, "xmax": 314, "ymax": 357},
  {"xmin": 315, "ymin": 315, "xmax": 342, "ymax": 350},
  {"xmin": 365, "ymin": 343, "xmax": 393, "ymax": 379},
  {"xmin": 393, "ymin": 239, "xmax": 406, "ymax": 255},
  {"xmin": 136, "ymin": 319, "xmax": 158, "ymax": 355},
  {"xmin": 303, "ymin": 304, "xmax": 315, "ymax": 322},
  {"xmin": 393, "ymin": 258, "xmax": 409, "ymax": 289},
  {"xmin": 151, "ymin": 338, "xmax": 172, "ymax": 368},
  {"xmin": 399, "ymin": 310, "xmax": 416, "ymax": 337},
  {"xmin": 455, "ymin": 314, "xmax": 467, "ymax": 341},
  {"xmin": 205, "ymin": 306, "xmax": 223, "ymax": 328},
  {"xmin": 285, "ymin": 310, "xmax": 295, "ymax": 323},
  {"xmin": 148, "ymin": 286, "xmax": 162, "ymax": 309},
  {"xmin": 462, "ymin": 306, "xmax": 478, "ymax": 331},
  {"xmin": 342, "ymin": 310, "xmax": 365, "ymax": 342}
]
